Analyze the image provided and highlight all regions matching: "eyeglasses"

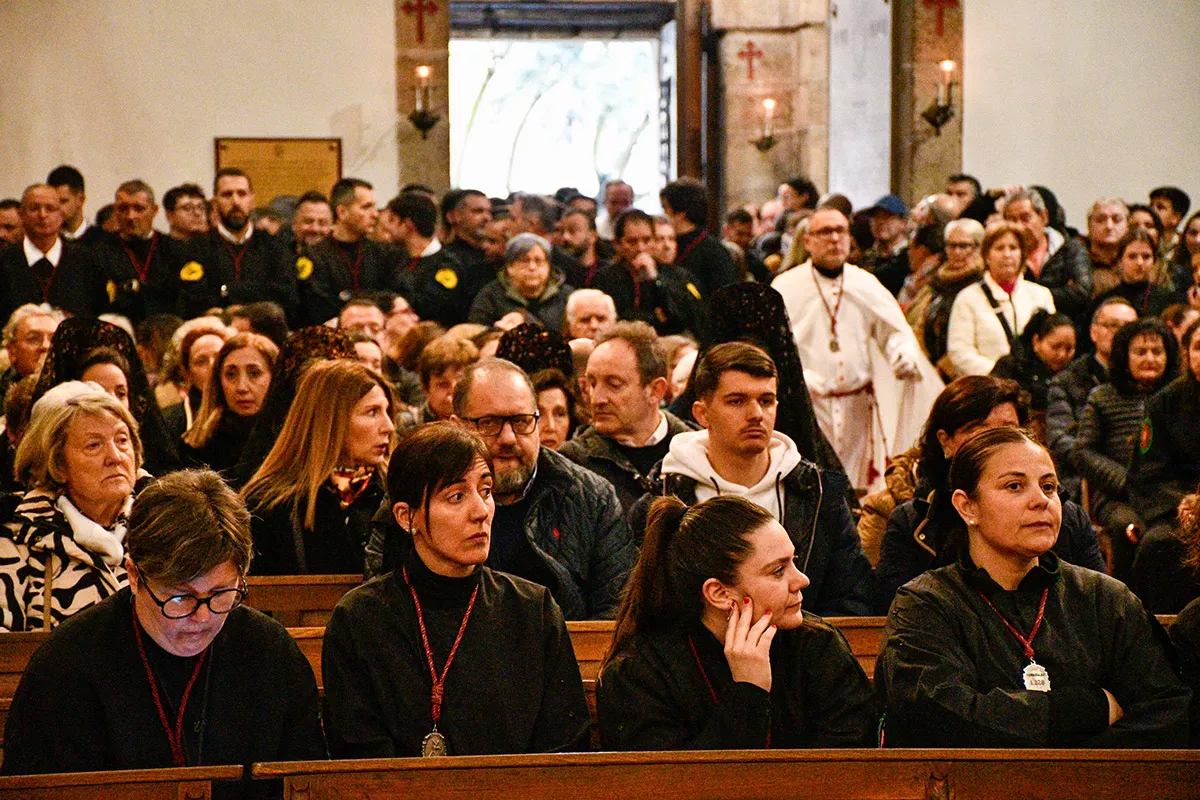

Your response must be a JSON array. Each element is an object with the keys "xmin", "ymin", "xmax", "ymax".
[
  {"xmin": 946, "ymin": 241, "xmax": 978, "ymax": 250},
  {"xmin": 809, "ymin": 227, "xmax": 849, "ymax": 238},
  {"xmin": 140, "ymin": 575, "xmax": 247, "ymax": 619},
  {"xmin": 465, "ymin": 413, "xmax": 540, "ymax": 437}
]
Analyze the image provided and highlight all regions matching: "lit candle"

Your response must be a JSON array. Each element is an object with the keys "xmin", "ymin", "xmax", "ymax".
[
  {"xmin": 938, "ymin": 59, "xmax": 955, "ymax": 106},
  {"xmin": 762, "ymin": 98, "xmax": 776, "ymax": 138},
  {"xmin": 415, "ymin": 65, "xmax": 432, "ymax": 112}
]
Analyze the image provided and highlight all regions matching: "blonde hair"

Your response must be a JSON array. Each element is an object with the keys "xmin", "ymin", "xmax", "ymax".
[
  {"xmin": 183, "ymin": 333, "xmax": 278, "ymax": 449},
  {"xmin": 242, "ymin": 360, "xmax": 393, "ymax": 529},
  {"xmin": 15, "ymin": 381, "xmax": 142, "ymax": 492}
]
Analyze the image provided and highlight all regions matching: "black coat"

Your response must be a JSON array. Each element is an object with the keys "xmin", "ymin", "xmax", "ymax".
[
  {"xmin": 2, "ymin": 588, "xmax": 326, "ymax": 774},
  {"xmin": 1128, "ymin": 376, "xmax": 1200, "ymax": 525},
  {"xmin": 590, "ymin": 262, "xmax": 706, "ymax": 338},
  {"xmin": 298, "ymin": 237, "xmax": 404, "ymax": 326},
  {"xmin": 598, "ymin": 616, "xmax": 876, "ymax": 750},
  {"xmin": 673, "ymin": 228, "xmax": 737, "ymax": 298},
  {"xmin": 401, "ymin": 246, "xmax": 492, "ymax": 328},
  {"xmin": 248, "ymin": 472, "xmax": 386, "ymax": 575},
  {"xmin": 874, "ymin": 482, "xmax": 1105, "ymax": 615},
  {"xmin": 0, "ymin": 239, "xmax": 108, "ymax": 322},
  {"xmin": 991, "ymin": 352, "xmax": 1056, "ymax": 412},
  {"xmin": 1032, "ymin": 237, "xmax": 1093, "ymax": 326},
  {"xmin": 628, "ymin": 458, "xmax": 873, "ymax": 617},
  {"xmin": 95, "ymin": 232, "xmax": 183, "ymax": 322}
]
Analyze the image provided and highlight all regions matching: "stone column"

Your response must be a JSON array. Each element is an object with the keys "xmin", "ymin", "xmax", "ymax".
[
  {"xmin": 396, "ymin": 0, "xmax": 451, "ymax": 192},
  {"xmin": 711, "ymin": 0, "xmax": 828, "ymax": 215},
  {"xmin": 892, "ymin": 0, "xmax": 963, "ymax": 203}
]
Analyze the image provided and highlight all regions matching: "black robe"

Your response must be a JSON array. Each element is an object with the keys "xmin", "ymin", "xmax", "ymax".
[
  {"xmin": 877, "ymin": 553, "xmax": 1190, "ymax": 748},
  {"xmin": 96, "ymin": 231, "xmax": 183, "ymax": 322},
  {"xmin": 180, "ymin": 229, "xmax": 297, "ymax": 319},
  {"xmin": 298, "ymin": 237, "xmax": 404, "ymax": 326},
  {"xmin": 590, "ymin": 261, "xmax": 706, "ymax": 337},
  {"xmin": 2, "ymin": 588, "xmax": 326, "ymax": 775},
  {"xmin": 0, "ymin": 239, "xmax": 108, "ymax": 322},
  {"xmin": 401, "ymin": 246, "xmax": 491, "ymax": 328},
  {"xmin": 597, "ymin": 615, "xmax": 876, "ymax": 750},
  {"xmin": 322, "ymin": 550, "xmax": 590, "ymax": 758},
  {"xmin": 673, "ymin": 228, "xmax": 737, "ymax": 298}
]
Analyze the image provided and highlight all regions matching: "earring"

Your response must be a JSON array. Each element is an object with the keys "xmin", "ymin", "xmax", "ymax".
[{"xmin": 968, "ymin": 519, "xmax": 977, "ymax": 527}]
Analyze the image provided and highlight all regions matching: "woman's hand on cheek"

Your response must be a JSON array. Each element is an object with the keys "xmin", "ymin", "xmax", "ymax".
[{"xmin": 723, "ymin": 597, "xmax": 777, "ymax": 692}]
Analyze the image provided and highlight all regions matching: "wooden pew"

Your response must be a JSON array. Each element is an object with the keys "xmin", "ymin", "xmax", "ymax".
[
  {"xmin": 0, "ymin": 765, "xmax": 242, "ymax": 799},
  {"xmin": 252, "ymin": 749, "xmax": 1200, "ymax": 799},
  {"xmin": 245, "ymin": 575, "xmax": 362, "ymax": 627}
]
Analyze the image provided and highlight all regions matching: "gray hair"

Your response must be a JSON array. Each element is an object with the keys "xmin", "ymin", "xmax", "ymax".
[
  {"xmin": 3, "ymin": 304, "xmax": 63, "ymax": 347},
  {"xmin": 944, "ymin": 218, "xmax": 985, "ymax": 244},
  {"xmin": 504, "ymin": 232, "xmax": 552, "ymax": 265},
  {"xmin": 15, "ymin": 381, "xmax": 142, "ymax": 493},
  {"xmin": 565, "ymin": 288, "xmax": 616, "ymax": 324},
  {"xmin": 1088, "ymin": 197, "xmax": 1129, "ymax": 221},
  {"xmin": 997, "ymin": 188, "xmax": 1046, "ymax": 216}
]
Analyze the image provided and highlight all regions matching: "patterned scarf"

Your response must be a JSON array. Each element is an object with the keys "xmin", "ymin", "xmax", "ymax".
[{"xmin": 329, "ymin": 466, "xmax": 375, "ymax": 508}]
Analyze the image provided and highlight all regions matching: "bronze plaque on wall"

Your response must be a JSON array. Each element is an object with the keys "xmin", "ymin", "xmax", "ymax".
[{"xmin": 214, "ymin": 138, "xmax": 342, "ymax": 202}]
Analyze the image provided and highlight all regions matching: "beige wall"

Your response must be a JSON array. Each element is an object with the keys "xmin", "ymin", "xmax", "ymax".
[
  {"xmin": 963, "ymin": 0, "xmax": 1200, "ymax": 226},
  {"xmin": 0, "ymin": 0, "xmax": 400, "ymax": 208}
]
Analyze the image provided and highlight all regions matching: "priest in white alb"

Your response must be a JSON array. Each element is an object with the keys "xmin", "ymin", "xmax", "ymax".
[{"xmin": 772, "ymin": 207, "xmax": 943, "ymax": 494}]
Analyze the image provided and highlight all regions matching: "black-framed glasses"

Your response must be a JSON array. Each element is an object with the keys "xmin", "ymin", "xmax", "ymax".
[
  {"xmin": 140, "ymin": 577, "xmax": 248, "ymax": 619},
  {"xmin": 465, "ymin": 413, "xmax": 540, "ymax": 437}
]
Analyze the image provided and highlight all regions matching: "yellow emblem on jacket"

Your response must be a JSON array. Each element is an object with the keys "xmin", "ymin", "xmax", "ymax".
[
  {"xmin": 687, "ymin": 282, "xmax": 702, "ymax": 300},
  {"xmin": 435, "ymin": 268, "xmax": 458, "ymax": 290},
  {"xmin": 180, "ymin": 261, "xmax": 204, "ymax": 282},
  {"xmin": 296, "ymin": 257, "xmax": 314, "ymax": 281},
  {"xmin": 106, "ymin": 280, "xmax": 117, "ymax": 303}
]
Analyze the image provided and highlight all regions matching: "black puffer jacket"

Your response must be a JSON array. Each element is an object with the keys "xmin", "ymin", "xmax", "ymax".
[
  {"xmin": 1071, "ymin": 383, "xmax": 1149, "ymax": 500},
  {"xmin": 1032, "ymin": 237, "xmax": 1092, "ymax": 325},
  {"xmin": 627, "ymin": 459, "xmax": 872, "ymax": 617},
  {"xmin": 365, "ymin": 447, "xmax": 635, "ymax": 620}
]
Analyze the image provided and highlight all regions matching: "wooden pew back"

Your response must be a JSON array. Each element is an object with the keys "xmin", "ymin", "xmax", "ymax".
[
  {"xmin": 0, "ymin": 765, "xmax": 241, "ymax": 799},
  {"xmin": 245, "ymin": 574, "xmax": 361, "ymax": 627},
  {"xmin": 252, "ymin": 749, "xmax": 1200, "ymax": 799}
]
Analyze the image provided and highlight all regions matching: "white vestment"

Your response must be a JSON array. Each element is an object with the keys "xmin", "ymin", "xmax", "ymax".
[{"xmin": 772, "ymin": 261, "xmax": 944, "ymax": 493}]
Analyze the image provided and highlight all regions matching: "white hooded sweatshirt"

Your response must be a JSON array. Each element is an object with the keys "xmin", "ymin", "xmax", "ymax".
[{"xmin": 659, "ymin": 429, "xmax": 803, "ymax": 521}]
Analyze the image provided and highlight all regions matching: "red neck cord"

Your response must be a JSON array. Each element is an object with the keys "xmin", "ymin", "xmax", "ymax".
[
  {"xmin": 122, "ymin": 233, "xmax": 158, "ymax": 281},
  {"xmin": 132, "ymin": 610, "xmax": 208, "ymax": 767},
  {"xmin": 976, "ymin": 587, "xmax": 1049, "ymax": 660},
  {"xmin": 403, "ymin": 566, "xmax": 479, "ymax": 726}
]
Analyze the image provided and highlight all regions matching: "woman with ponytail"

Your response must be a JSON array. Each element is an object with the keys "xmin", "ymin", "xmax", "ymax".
[{"xmin": 597, "ymin": 495, "xmax": 875, "ymax": 751}]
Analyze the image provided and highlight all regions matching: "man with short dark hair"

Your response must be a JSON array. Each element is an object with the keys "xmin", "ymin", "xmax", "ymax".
[
  {"xmin": 299, "ymin": 178, "xmax": 403, "ymax": 326},
  {"xmin": 290, "ymin": 191, "xmax": 333, "ymax": 253},
  {"xmin": 1150, "ymin": 186, "xmax": 1190, "ymax": 259},
  {"xmin": 560, "ymin": 321, "xmax": 694, "ymax": 510},
  {"xmin": 555, "ymin": 208, "xmax": 613, "ymax": 286},
  {"xmin": 1, "ymin": 469, "xmax": 327, "ymax": 774},
  {"xmin": 441, "ymin": 188, "xmax": 493, "ymax": 273},
  {"xmin": 389, "ymin": 191, "xmax": 483, "ymax": 327},
  {"xmin": 660, "ymin": 178, "xmax": 736, "ymax": 296},
  {"xmin": 47, "ymin": 165, "xmax": 107, "ymax": 249},
  {"xmin": 590, "ymin": 209, "xmax": 704, "ymax": 337},
  {"xmin": 0, "ymin": 199, "xmax": 22, "ymax": 246},
  {"xmin": 96, "ymin": 179, "xmax": 183, "ymax": 323},
  {"xmin": 162, "ymin": 184, "xmax": 208, "ymax": 242},
  {"xmin": 627, "ymin": 341, "xmax": 871, "ymax": 616},
  {"xmin": 373, "ymin": 358, "xmax": 635, "ymax": 620},
  {"xmin": 181, "ymin": 168, "xmax": 297, "ymax": 319},
  {"xmin": 946, "ymin": 173, "xmax": 981, "ymax": 215},
  {"xmin": 0, "ymin": 184, "xmax": 107, "ymax": 322}
]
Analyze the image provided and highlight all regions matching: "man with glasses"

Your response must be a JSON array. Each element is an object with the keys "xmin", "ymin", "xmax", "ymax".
[
  {"xmin": 772, "ymin": 207, "xmax": 938, "ymax": 495},
  {"xmin": 163, "ymin": 183, "xmax": 209, "ymax": 243},
  {"xmin": 445, "ymin": 357, "xmax": 634, "ymax": 619},
  {"xmin": 2, "ymin": 470, "xmax": 327, "ymax": 775}
]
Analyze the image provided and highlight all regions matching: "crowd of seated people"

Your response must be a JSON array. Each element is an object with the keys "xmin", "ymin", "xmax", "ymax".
[{"xmin": 0, "ymin": 164, "xmax": 1197, "ymax": 778}]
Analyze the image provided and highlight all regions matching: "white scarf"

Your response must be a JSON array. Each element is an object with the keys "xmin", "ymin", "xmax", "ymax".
[{"xmin": 55, "ymin": 494, "xmax": 131, "ymax": 567}]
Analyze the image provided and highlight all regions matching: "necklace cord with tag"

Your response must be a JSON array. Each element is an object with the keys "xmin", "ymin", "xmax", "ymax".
[
  {"xmin": 402, "ymin": 566, "xmax": 479, "ymax": 730},
  {"xmin": 132, "ymin": 609, "xmax": 209, "ymax": 767}
]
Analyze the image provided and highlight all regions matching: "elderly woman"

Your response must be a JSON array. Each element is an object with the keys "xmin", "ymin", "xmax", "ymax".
[
  {"xmin": 469, "ymin": 233, "xmax": 574, "ymax": 331},
  {"xmin": 913, "ymin": 218, "xmax": 985, "ymax": 379},
  {"xmin": 0, "ymin": 382, "xmax": 145, "ymax": 631},
  {"xmin": 947, "ymin": 221, "xmax": 1056, "ymax": 377},
  {"xmin": 181, "ymin": 332, "xmax": 279, "ymax": 475},
  {"xmin": 877, "ymin": 426, "xmax": 1189, "ymax": 748}
]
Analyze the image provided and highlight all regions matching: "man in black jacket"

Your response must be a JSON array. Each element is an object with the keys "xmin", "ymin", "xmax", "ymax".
[
  {"xmin": 628, "ymin": 342, "xmax": 872, "ymax": 616},
  {"xmin": 0, "ymin": 184, "xmax": 107, "ymax": 322},
  {"xmin": 97, "ymin": 180, "xmax": 183, "ymax": 323},
  {"xmin": 560, "ymin": 321, "xmax": 695, "ymax": 511},
  {"xmin": 181, "ymin": 169, "xmax": 297, "ymax": 319},
  {"xmin": 660, "ymin": 178, "xmax": 736, "ymax": 297}
]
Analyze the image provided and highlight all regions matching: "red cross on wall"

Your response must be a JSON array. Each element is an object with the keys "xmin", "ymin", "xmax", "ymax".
[
  {"xmin": 402, "ymin": 0, "xmax": 439, "ymax": 44},
  {"xmin": 923, "ymin": 0, "xmax": 959, "ymax": 37},
  {"xmin": 738, "ymin": 41, "xmax": 764, "ymax": 81}
]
